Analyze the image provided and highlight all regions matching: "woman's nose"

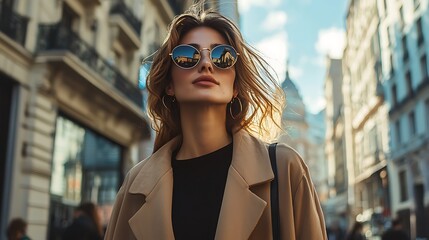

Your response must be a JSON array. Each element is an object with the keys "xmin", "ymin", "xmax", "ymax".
[{"xmin": 198, "ymin": 49, "xmax": 214, "ymax": 72}]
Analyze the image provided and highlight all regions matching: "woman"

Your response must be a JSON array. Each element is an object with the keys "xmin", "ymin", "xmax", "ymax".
[{"xmin": 105, "ymin": 3, "xmax": 327, "ymax": 240}]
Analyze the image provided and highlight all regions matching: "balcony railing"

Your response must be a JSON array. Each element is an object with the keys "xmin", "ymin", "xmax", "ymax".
[
  {"xmin": 110, "ymin": 2, "xmax": 142, "ymax": 36},
  {"xmin": 0, "ymin": 8, "xmax": 29, "ymax": 46},
  {"xmin": 37, "ymin": 23, "xmax": 143, "ymax": 108}
]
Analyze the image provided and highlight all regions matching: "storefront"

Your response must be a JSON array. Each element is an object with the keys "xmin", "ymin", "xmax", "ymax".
[
  {"xmin": 48, "ymin": 115, "xmax": 124, "ymax": 239},
  {"xmin": 0, "ymin": 73, "xmax": 15, "ymax": 236}
]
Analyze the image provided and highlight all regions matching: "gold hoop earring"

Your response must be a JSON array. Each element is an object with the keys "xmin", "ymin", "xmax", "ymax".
[{"xmin": 229, "ymin": 97, "xmax": 243, "ymax": 119}]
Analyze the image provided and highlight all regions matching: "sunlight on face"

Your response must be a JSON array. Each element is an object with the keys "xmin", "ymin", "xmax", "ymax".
[{"xmin": 167, "ymin": 27, "xmax": 237, "ymax": 105}]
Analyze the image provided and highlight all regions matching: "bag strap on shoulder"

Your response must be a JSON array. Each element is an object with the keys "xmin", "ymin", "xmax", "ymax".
[{"xmin": 269, "ymin": 143, "xmax": 280, "ymax": 240}]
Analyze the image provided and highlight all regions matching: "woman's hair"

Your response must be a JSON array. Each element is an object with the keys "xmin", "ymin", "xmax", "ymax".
[
  {"xmin": 6, "ymin": 218, "xmax": 27, "ymax": 240},
  {"xmin": 77, "ymin": 202, "xmax": 103, "ymax": 237},
  {"xmin": 146, "ymin": 3, "xmax": 285, "ymax": 152}
]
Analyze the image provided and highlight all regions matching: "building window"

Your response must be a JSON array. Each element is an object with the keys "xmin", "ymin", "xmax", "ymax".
[
  {"xmin": 391, "ymin": 84, "xmax": 397, "ymax": 106},
  {"xmin": 421, "ymin": 54, "xmax": 428, "ymax": 81},
  {"xmin": 396, "ymin": 120, "xmax": 401, "ymax": 144},
  {"xmin": 402, "ymin": 35, "xmax": 409, "ymax": 62},
  {"xmin": 409, "ymin": 111, "xmax": 416, "ymax": 136},
  {"xmin": 425, "ymin": 99, "xmax": 429, "ymax": 132},
  {"xmin": 383, "ymin": 0, "xmax": 388, "ymax": 14},
  {"xmin": 387, "ymin": 26, "xmax": 392, "ymax": 47},
  {"xmin": 399, "ymin": 170, "xmax": 408, "ymax": 202},
  {"xmin": 399, "ymin": 6, "xmax": 405, "ymax": 29},
  {"xmin": 405, "ymin": 71, "xmax": 412, "ymax": 95},
  {"xmin": 369, "ymin": 126, "xmax": 378, "ymax": 153},
  {"xmin": 48, "ymin": 116, "xmax": 123, "ymax": 239},
  {"xmin": 414, "ymin": 0, "xmax": 420, "ymax": 9},
  {"xmin": 417, "ymin": 18, "xmax": 424, "ymax": 47}
]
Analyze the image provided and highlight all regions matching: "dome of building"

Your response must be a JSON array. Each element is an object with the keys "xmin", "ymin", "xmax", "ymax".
[{"xmin": 282, "ymin": 69, "xmax": 306, "ymax": 122}]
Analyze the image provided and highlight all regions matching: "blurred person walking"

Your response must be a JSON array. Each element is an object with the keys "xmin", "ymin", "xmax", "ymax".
[
  {"xmin": 327, "ymin": 220, "xmax": 346, "ymax": 240},
  {"xmin": 62, "ymin": 202, "xmax": 103, "ymax": 240},
  {"xmin": 381, "ymin": 218, "xmax": 410, "ymax": 240},
  {"xmin": 6, "ymin": 218, "xmax": 31, "ymax": 240},
  {"xmin": 346, "ymin": 221, "xmax": 366, "ymax": 240}
]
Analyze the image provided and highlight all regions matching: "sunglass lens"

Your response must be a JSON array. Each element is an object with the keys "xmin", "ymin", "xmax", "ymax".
[
  {"xmin": 211, "ymin": 45, "xmax": 238, "ymax": 69},
  {"xmin": 171, "ymin": 45, "xmax": 200, "ymax": 69}
]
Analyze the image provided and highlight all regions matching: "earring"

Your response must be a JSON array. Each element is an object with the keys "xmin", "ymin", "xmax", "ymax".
[
  {"xmin": 162, "ymin": 95, "xmax": 176, "ymax": 111},
  {"xmin": 229, "ymin": 96, "xmax": 243, "ymax": 119}
]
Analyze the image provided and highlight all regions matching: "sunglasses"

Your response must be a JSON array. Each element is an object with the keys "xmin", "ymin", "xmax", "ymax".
[{"xmin": 169, "ymin": 44, "xmax": 239, "ymax": 69}]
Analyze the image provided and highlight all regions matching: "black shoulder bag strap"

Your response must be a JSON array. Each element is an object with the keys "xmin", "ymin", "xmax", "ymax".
[{"xmin": 269, "ymin": 143, "xmax": 280, "ymax": 240}]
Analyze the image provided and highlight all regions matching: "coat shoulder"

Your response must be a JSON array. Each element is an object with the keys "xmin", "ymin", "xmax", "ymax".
[
  {"xmin": 271, "ymin": 142, "xmax": 311, "ymax": 192},
  {"xmin": 275, "ymin": 143, "xmax": 307, "ymax": 174}
]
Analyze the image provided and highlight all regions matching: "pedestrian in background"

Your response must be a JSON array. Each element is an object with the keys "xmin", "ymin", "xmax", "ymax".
[
  {"xmin": 6, "ymin": 218, "xmax": 31, "ymax": 240},
  {"xmin": 104, "ymin": 1, "xmax": 327, "ymax": 239},
  {"xmin": 346, "ymin": 221, "xmax": 366, "ymax": 240},
  {"xmin": 381, "ymin": 218, "xmax": 410, "ymax": 240},
  {"xmin": 62, "ymin": 202, "xmax": 103, "ymax": 240},
  {"xmin": 327, "ymin": 220, "xmax": 346, "ymax": 240}
]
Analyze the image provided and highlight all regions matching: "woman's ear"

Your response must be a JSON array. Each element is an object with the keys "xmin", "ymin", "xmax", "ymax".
[{"xmin": 165, "ymin": 82, "xmax": 175, "ymax": 96}]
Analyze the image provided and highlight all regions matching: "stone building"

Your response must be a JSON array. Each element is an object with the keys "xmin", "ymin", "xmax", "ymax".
[{"xmin": 0, "ymin": 0, "xmax": 190, "ymax": 239}]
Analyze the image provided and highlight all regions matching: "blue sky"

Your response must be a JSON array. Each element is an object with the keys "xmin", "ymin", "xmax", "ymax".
[{"xmin": 238, "ymin": 0, "xmax": 349, "ymax": 114}]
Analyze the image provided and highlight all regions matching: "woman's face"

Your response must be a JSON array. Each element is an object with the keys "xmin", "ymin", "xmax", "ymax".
[{"xmin": 167, "ymin": 26, "xmax": 237, "ymax": 105}]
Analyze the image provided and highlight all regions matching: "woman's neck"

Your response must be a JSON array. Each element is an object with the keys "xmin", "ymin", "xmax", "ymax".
[{"xmin": 176, "ymin": 103, "xmax": 231, "ymax": 160}]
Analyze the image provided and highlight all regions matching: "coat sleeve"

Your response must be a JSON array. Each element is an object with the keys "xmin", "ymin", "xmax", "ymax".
[
  {"xmin": 276, "ymin": 143, "xmax": 327, "ymax": 240},
  {"xmin": 292, "ymin": 173, "xmax": 327, "ymax": 239}
]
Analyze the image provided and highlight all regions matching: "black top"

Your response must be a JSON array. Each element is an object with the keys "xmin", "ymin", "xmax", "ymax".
[{"xmin": 171, "ymin": 143, "xmax": 233, "ymax": 240}]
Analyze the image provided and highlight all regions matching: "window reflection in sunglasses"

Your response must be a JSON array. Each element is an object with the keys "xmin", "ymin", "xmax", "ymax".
[{"xmin": 171, "ymin": 45, "xmax": 238, "ymax": 69}]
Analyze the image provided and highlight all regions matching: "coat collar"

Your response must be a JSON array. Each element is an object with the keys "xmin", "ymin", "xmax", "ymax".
[{"xmin": 128, "ymin": 130, "xmax": 274, "ymax": 239}]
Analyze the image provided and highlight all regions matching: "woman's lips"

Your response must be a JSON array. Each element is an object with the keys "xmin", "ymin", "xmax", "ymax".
[{"xmin": 192, "ymin": 75, "xmax": 219, "ymax": 86}]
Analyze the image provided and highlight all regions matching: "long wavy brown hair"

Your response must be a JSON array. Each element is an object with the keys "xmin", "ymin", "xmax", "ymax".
[{"xmin": 146, "ymin": 3, "xmax": 285, "ymax": 152}]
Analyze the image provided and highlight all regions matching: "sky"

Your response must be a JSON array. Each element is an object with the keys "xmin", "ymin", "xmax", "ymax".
[{"xmin": 238, "ymin": 0, "xmax": 349, "ymax": 114}]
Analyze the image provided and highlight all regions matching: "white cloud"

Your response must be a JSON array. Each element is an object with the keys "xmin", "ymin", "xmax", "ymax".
[
  {"xmin": 305, "ymin": 96, "xmax": 326, "ymax": 114},
  {"xmin": 262, "ymin": 11, "xmax": 288, "ymax": 31},
  {"xmin": 238, "ymin": 0, "xmax": 282, "ymax": 13},
  {"xmin": 254, "ymin": 31, "xmax": 289, "ymax": 82},
  {"xmin": 315, "ymin": 27, "xmax": 346, "ymax": 59},
  {"xmin": 288, "ymin": 65, "xmax": 303, "ymax": 79}
]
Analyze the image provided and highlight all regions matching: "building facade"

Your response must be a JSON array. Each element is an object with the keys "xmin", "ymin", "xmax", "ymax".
[
  {"xmin": 324, "ymin": 58, "xmax": 349, "ymax": 229},
  {"xmin": 280, "ymin": 70, "xmax": 309, "ymax": 162},
  {"xmin": 378, "ymin": 0, "xmax": 429, "ymax": 238},
  {"xmin": 343, "ymin": 0, "xmax": 391, "ymax": 237},
  {"xmin": 0, "ymin": 0, "xmax": 190, "ymax": 239},
  {"xmin": 279, "ymin": 68, "xmax": 328, "ymax": 201}
]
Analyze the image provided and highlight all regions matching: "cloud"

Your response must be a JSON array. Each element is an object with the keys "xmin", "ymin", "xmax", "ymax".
[
  {"xmin": 315, "ymin": 27, "xmax": 346, "ymax": 59},
  {"xmin": 305, "ymin": 96, "xmax": 326, "ymax": 114},
  {"xmin": 288, "ymin": 65, "xmax": 303, "ymax": 79},
  {"xmin": 238, "ymin": 0, "xmax": 282, "ymax": 13},
  {"xmin": 254, "ymin": 31, "xmax": 289, "ymax": 82},
  {"xmin": 262, "ymin": 11, "xmax": 288, "ymax": 31}
]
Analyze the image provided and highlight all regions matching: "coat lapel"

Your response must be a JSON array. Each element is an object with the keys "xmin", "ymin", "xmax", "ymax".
[
  {"xmin": 128, "ymin": 137, "xmax": 181, "ymax": 240},
  {"xmin": 215, "ymin": 131, "xmax": 274, "ymax": 240},
  {"xmin": 126, "ymin": 131, "xmax": 274, "ymax": 240}
]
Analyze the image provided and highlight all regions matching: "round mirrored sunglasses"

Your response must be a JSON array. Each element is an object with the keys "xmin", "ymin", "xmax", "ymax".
[{"xmin": 169, "ymin": 44, "xmax": 239, "ymax": 69}]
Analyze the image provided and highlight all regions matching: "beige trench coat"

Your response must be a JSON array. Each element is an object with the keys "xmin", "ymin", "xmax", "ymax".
[{"xmin": 104, "ymin": 130, "xmax": 327, "ymax": 240}]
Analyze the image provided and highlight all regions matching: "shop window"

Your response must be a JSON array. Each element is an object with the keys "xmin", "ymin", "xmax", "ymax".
[
  {"xmin": 399, "ymin": 170, "xmax": 408, "ymax": 202},
  {"xmin": 48, "ymin": 115, "xmax": 122, "ymax": 239}
]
